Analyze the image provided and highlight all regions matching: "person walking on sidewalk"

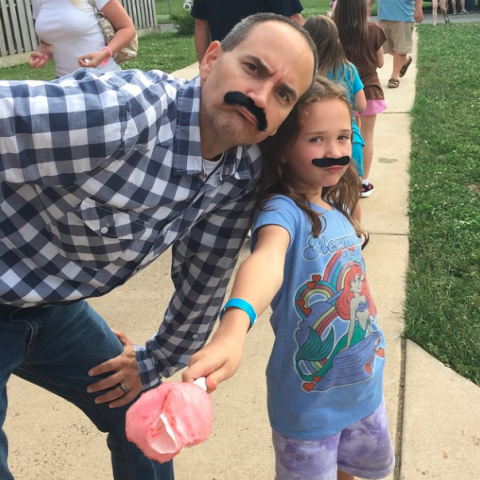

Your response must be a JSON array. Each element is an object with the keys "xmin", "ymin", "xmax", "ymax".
[
  {"xmin": 0, "ymin": 13, "xmax": 317, "ymax": 480},
  {"xmin": 184, "ymin": 77, "xmax": 394, "ymax": 480},
  {"xmin": 334, "ymin": 0, "xmax": 387, "ymax": 197},
  {"xmin": 369, "ymin": 0, "xmax": 423, "ymax": 89}
]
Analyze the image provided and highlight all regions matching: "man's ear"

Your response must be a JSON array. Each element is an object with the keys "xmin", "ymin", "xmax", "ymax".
[{"xmin": 199, "ymin": 41, "xmax": 222, "ymax": 80}]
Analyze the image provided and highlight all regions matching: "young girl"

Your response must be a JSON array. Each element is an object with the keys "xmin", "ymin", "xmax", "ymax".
[
  {"xmin": 304, "ymin": 15, "xmax": 366, "ymax": 181},
  {"xmin": 333, "ymin": 0, "xmax": 386, "ymax": 197},
  {"xmin": 184, "ymin": 77, "xmax": 394, "ymax": 480}
]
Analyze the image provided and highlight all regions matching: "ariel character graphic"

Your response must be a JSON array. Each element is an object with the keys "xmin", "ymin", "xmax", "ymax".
[
  {"xmin": 336, "ymin": 263, "xmax": 377, "ymax": 350},
  {"xmin": 294, "ymin": 259, "xmax": 385, "ymax": 392}
]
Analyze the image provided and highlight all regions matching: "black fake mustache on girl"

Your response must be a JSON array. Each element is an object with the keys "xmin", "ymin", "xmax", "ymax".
[
  {"xmin": 312, "ymin": 156, "xmax": 351, "ymax": 168},
  {"xmin": 224, "ymin": 92, "xmax": 268, "ymax": 132}
]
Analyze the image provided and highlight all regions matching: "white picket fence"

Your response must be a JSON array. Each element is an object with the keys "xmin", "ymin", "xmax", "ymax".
[{"xmin": 0, "ymin": 0, "xmax": 159, "ymax": 67}]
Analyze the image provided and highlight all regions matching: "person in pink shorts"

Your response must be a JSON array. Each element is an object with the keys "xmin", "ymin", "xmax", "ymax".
[{"xmin": 334, "ymin": 0, "xmax": 387, "ymax": 197}]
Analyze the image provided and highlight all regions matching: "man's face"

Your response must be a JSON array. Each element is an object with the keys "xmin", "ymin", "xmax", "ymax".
[{"xmin": 199, "ymin": 21, "xmax": 315, "ymax": 159}]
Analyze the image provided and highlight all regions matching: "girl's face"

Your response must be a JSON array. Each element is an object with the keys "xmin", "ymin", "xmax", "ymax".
[
  {"xmin": 350, "ymin": 273, "xmax": 364, "ymax": 294},
  {"xmin": 283, "ymin": 99, "xmax": 352, "ymax": 199}
]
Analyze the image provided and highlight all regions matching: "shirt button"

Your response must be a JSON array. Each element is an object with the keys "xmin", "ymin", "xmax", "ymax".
[
  {"xmin": 191, "ymin": 333, "xmax": 199, "ymax": 340},
  {"xmin": 100, "ymin": 227, "xmax": 109, "ymax": 234}
]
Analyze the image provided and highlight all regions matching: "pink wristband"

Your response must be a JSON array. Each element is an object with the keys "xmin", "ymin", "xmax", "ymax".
[{"xmin": 101, "ymin": 46, "xmax": 113, "ymax": 66}]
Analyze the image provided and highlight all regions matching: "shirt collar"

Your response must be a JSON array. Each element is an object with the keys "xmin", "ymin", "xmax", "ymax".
[{"xmin": 172, "ymin": 76, "xmax": 256, "ymax": 181}]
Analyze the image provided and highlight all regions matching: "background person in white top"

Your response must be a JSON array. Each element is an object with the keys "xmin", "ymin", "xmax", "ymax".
[{"xmin": 29, "ymin": 0, "xmax": 136, "ymax": 78}]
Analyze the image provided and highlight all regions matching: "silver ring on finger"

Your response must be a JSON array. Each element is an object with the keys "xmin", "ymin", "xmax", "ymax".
[{"xmin": 118, "ymin": 383, "xmax": 129, "ymax": 395}]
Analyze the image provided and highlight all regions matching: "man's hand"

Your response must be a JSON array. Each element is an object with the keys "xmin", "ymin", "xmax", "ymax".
[
  {"xmin": 182, "ymin": 334, "xmax": 245, "ymax": 393},
  {"xmin": 414, "ymin": 0, "xmax": 424, "ymax": 23},
  {"xmin": 87, "ymin": 330, "xmax": 142, "ymax": 408}
]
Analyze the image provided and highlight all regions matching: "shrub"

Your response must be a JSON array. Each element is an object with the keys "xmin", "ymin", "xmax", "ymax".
[{"xmin": 170, "ymin": 10, "xmax": 195, "ymax": 36}]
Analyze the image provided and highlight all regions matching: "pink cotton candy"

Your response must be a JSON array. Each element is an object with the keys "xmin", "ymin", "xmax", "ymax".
[{"xmin": 126, "ymin": 379, "xmax": 213, "ymax": 463}]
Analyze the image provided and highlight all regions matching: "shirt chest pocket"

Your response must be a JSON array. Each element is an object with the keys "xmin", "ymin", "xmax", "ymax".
[{"xmin": 48, "ymin": 198, "xmax": 152, "ymax": 270}]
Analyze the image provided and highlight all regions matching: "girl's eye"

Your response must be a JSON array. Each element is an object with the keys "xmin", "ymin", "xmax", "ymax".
[
  {"xmin": 339, "ymin": 135, "xmax": 351, "ymax": 141},
  {"xmin": 309, "ymin": 137, "xmax": 322, "ymax": 143}
]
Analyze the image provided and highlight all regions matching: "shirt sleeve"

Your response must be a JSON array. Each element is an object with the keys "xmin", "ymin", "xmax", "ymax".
[
  {"xmin": 0, "ymin": 69, "xmax": 171, "ymax": 187},
  {"xmin": 94, "ymin": 0, "xmax": 111, "ymax": 10},
  {"xmin": 191, "ymin": 0, "xmax": 208, "ymax": 20},
  {"xmin": 134, "ymin": 178, "xmax": 258, "ymax": 388},
  {"xmin": 31, "ymin": 0, "xmax": 40, "ymax": 19}
]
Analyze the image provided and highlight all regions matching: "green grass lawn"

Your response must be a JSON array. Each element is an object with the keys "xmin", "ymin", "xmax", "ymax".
[
  {"xmin": 407, "ymin": 22, "xmax": 480, "ymax": 386},
  {"xmin": 0, "ymin": 32, "xmax": 196, "ymax": 80}
]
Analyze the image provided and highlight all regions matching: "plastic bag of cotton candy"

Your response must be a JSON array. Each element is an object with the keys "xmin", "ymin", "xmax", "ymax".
[{"xmin": 126, "ymin": 378, "xmax": 213, "ymax": 463}]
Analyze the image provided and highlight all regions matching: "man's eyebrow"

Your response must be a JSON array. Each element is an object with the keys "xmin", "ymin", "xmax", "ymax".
[{"xmin": 245, "ymin": 55, "xmax": 298, "ymax": 102}]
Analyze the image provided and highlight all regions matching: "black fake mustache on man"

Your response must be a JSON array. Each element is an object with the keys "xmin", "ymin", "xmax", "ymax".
[
  {"xmin": 312, "ymin": 156, "xmax": 351, "ymax": 168},
  {"xmin": 224, "ymin": 92, "xmax": 268, "ymax": 132}
]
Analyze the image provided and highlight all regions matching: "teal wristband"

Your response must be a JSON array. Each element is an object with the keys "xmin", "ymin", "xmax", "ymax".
[{"xmin": 219, "ymin": 298, "xmax": 257, "ymax": 328}]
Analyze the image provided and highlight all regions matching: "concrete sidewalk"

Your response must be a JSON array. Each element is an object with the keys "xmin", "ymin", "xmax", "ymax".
[{"xmin": 5, "ymin": 29, "xmax": 480, "ymax": 480}]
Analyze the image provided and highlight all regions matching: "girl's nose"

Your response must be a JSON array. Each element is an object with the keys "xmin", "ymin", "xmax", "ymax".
[{"xmin": 324, "ymin": 141, "xmax": 342, "ymax": 158}]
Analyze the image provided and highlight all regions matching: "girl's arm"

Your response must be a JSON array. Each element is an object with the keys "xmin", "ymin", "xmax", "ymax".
[
  {"xmin": 79, "ymin": 0, "xmax": 136, "ymax": 68},
  {"xmin": 376, "ymin": 46, "xmax": 385, "ymax": 69},
  {"xmin": 354, "ymin": 89, "xmax": 367, "ymax": 113},
  {"xmin": 182, "ymin": 223, "xmax": 290, "ymax": 391}
]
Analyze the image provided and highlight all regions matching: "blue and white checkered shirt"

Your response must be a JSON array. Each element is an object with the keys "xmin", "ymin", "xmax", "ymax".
[{"xmin": 0, "ymin": 68, "xmax": 262, "ymax": 388}]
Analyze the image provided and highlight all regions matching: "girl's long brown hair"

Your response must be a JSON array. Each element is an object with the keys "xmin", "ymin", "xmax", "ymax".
[
  {"xmin": 257, "ymin": 76, "xmax": 362, "ymax": 238},
  {"xmin": 303, "ymin": 15, "xmax": 353, "ymax": 81},
  {"xmin": 333, "ymin": 0, "xmax": 369, "ymax": 58}
]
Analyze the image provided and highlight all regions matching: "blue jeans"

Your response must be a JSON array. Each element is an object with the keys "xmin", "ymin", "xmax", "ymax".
[{"xmin": 0, "ymin": 301, "xmax": 174, "ymax": 480}]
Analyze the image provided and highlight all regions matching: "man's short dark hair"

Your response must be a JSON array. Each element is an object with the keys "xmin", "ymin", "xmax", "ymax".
[{"xmin": 221, "ymin": 13, "xmax": 319, "ymax": 95}]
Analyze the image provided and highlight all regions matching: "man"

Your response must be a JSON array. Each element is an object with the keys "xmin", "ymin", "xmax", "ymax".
[
  {"xmin": 191, "ymin": 0, "xmax": 304, "ymax": 61},
  {"xmin": 369, "ymin": 0, "xmax": 423, "ymax": 88},
  {"xmin": 0, "ymin": 13, "xmax": 317, "ymax": 480}
]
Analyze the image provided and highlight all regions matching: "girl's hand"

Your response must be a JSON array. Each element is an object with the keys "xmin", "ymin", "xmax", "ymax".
[
  {"xmin": 78, "ymin": 49, "xmax": 111, "ymax": 68},
  {"xmin": 182, "ymin": 334, "xmax": 245, "ymax": 393},
  {"xmin": 29, "ymin": 51, "xmax": 50, "ymax": 69}
]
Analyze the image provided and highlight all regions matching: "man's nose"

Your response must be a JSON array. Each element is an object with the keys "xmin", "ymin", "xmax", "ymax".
[{"xmin": 247, "ymin": 83, "xmax": 271, "ymax": 110}]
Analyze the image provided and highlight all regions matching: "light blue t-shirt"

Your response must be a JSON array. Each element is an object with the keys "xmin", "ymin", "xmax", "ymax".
[
  {"xmin": 378, "ymin": 0, "xmax": 415, "ymax": 23},
  {"xmin": 251, "ymin": 196, "xmax": 385, "ymax": 440},
  {"xmin": 326, "ymin": 63, "xmax": 365, "ymax": 176}
]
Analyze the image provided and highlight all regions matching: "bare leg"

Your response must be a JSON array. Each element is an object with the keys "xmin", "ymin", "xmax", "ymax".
[
  {"xmin": 391, "ymin": 51, "xmax": 409, "ymax": 81},
  {"xmin": 440, "ymin": 0, "xmax": 449, "ymax": 20},
  {"xmin": 432, "ymin": 0, "xmax": 439, "ymax": 23},
  {"xmin": 338, "ymin": 469, "xmax": 355, "ymax": 480},
  {"xmin": 360, "ymin": 115, "xmax": 377, "ymax": 182}
]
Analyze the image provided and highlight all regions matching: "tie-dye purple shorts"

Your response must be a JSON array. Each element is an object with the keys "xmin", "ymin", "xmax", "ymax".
[{"xmin": 272, "ymin": 401, "xmax": 394, "ymax": 480}]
